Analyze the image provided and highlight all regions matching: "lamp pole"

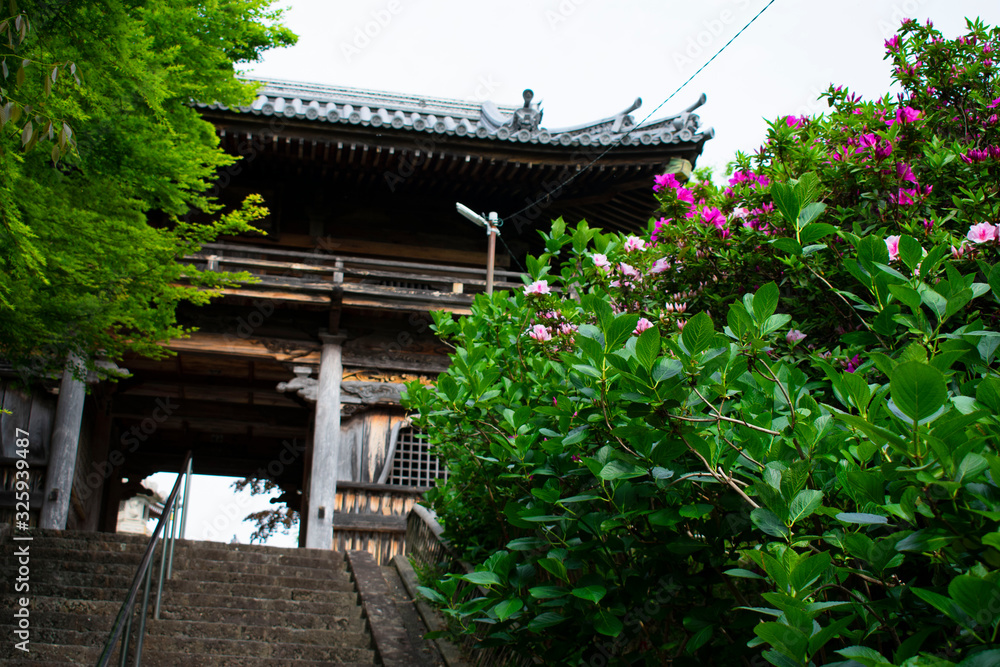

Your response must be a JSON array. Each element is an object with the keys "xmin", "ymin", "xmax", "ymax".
[{"xmin": 456, "ymin": 204, "xmax": 500, "ymax": 294}]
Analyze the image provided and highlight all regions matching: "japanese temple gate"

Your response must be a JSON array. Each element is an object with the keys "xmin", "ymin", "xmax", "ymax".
[{"xmin": 0, "ymin": 81, "xmax": 712, "ymax": 560}]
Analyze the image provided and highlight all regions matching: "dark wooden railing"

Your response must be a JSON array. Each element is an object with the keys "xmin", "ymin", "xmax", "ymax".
[
  {"xmin": 333, "ymin": 480, "xmax": 426, "ymax": 565},
  {"xmin": 183, "ymin": 242, "xmax": 524, "ymax": 312}
]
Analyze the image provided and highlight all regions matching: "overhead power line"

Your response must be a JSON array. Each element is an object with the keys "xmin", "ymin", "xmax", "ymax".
[{"xmin": 502, "ymin": 0, "xmax": 778, "ymax": 224}]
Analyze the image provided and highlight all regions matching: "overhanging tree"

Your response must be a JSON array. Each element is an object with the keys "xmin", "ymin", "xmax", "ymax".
[{"xmin": 0, "ymin": 0, "xmax": 296, "ymax": 377}]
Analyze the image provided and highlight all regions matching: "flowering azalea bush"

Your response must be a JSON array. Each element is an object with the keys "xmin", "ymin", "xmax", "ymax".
[{"xmin": 404, "ymin": 18, "xmax": 1000, "ymax": 667}]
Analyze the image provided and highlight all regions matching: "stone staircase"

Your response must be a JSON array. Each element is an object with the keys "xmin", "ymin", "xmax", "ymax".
[{"xmin": 0, "ymin": 528, "xmax": 440, "ymax": 666}]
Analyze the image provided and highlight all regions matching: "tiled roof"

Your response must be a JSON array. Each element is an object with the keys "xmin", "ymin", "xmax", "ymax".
[{"xmin": 197, "ymin": 78, "xmax": 712, "ymax": 148}]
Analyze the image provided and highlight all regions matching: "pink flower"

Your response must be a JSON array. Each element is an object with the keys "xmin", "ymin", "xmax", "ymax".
[
  {"xmin": 653, "ymin": 173, "xmax": 681, "ymax": 192},
  {"xmin": 624, "ymin": 236, "xmax": 646, "ymax": 252},
  {"xmin": 618, "ymin": 262, "xmax": 640, "ymax": 278},
  {"xmin": 592, "ymin": 253, "xmax": 610, "ymax": 272},
  {"xmin": 675, "ymin": 187, "xmax": 695, "ymax": 205},
  {"xmin": 528, "ymin": 324, "xmax": 551, "ymax": 342},
  {"xmin": 885, "ymin": 235, "xmax": 901, "ymax": 261},
  {"xmin": 558, "ymin": 322, "xmax": 578, "ymax": 336},
  {"xmin": 785, "ymin": 115, "xmax": 806, "ymax": 129},
  {"xmin": 524, "ymin": 280, "xmax": 551, "ymax": 295},
  {"xmin": 896, "ymin": 162, "xmax": 917, "ymax": 183},
  {"xmin": 967, "ymin": 222, "xmax": 997, "ymax": 244},
  {"xmin": 701, "ymin": 207, "xmax": 726, "ymax": 230},
  {"xmin": 649, "ymin": 258, "xmax": 671, "ymax": 274},
  {"xmin": 786, "ymin": 329, "xmax": 807, "ymax": 344},
  {"xmin": 633, "ymin": 318, "xmax": 653, "ymax": 335},
  {"xmin": 894, "ymin": 106, "xmax": 922, "ymax": 124},
  {"xmin": 885, "ymin": 35, "xmax": 901, "ymax": 51},
  {"xmin": 846, "ymin": 355, "xmax": 862, "ymax": 373}
]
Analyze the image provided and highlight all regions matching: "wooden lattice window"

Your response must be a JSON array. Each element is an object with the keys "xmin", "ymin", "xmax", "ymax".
[{"xmin": 388, "ymin": 427, "xmax": 447, "ymax": 488}]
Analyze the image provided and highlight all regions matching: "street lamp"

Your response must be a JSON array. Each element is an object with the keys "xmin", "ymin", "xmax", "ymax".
[{"xmin": 455, "ymin": 203, "xmax": 500, "ymax": 294}]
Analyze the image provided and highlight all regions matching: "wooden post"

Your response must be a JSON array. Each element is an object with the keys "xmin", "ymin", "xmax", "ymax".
[
  {"xmin": 486, "ymin": 226, "xmax": 496, "ymax": 295},
  {"xmin": 40, "ymin": 354, "xmax": 87, "ymax": 530},
  {"xmin": 305, "ymin": 333, "xmax": 347, "ymax": 549}
]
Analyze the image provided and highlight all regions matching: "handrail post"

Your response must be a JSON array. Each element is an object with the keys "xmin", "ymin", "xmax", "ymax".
[
  {"xmin": 97, "ymin": 451, "xmax": 192, "ymax": 667},
  {"xmin": 178, "ymin": 457, "xmax": 193, "ymax": 540},
  {"xmin": 118, "ymin": 607, "xmax": 133, "ymax": 667},
  {"xmin": 154, "ymin": 523, "xmax": 169, "ymax": 620},
  {"xmin": 166, "ymin": 504, "xmax": 178, "ymax": 580},
  {"xmin": 133, "ymin": 563, "xmax": 154, "ymax": 666}
]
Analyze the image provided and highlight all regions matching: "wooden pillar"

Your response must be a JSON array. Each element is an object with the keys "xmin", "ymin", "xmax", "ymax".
[
  {"xmin": 305, "ymin": 333, "xmax": 346, "ymax": 550},
  {"xmin": 40, "ymin": 354, "xmax": 87, "ymax": 530}
]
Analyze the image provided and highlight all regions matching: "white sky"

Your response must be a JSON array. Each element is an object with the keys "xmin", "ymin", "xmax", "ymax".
[
  {"xmin": 166, "ymin": 0, "xmax": 1000, "ymax": 548},
  {"xmin": 244, "ymin": 0, "xmax": 1000, "ymax": 179}
]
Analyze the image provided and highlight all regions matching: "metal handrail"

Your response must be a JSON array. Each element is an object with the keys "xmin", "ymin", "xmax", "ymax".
[{"xmin": 96, "ymin": 452, "xmax": 193, "ymax": 667}]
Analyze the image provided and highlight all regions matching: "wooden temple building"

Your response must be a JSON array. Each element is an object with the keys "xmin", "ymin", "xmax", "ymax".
[{"xmin": 0, "ymin": 80, "xmax": 712, "ymax": 561}]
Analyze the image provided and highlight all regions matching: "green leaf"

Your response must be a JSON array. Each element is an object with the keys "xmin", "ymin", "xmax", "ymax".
[
  {"xmin": 593, "ymin": 609, "xmax": 623, "ymax": 637},
  {"xmin": 417, "ymin": 586, "xmax": 446, "ymax": 604},
  {"xmin": 790, "ymin": 552, "xmax": 831, "ymax": 592},
  {"xmin": 681, "ymin": 311, "xmax": 714, "ymax": 356},
  {"xmin": 599, "ymin": 459, "xmax": 646, "ymax": 480},
  {"xmin": 652, "ymin": 357, "xmax": 683, "ymax": 383},
  {"xmin": 635, "ymin": 326, "xmax": 660, "ymax": 371},
  {"xmin": 606, "ymin": 313, "xmax": 640, "ymax": 350},
  {"xmin": 912, "ymin": 587, "xmax": 975, "ymax": 630},
  {"xmin": 571, "ymin": 585, "xmax": 607, "ymax": 604},
  {"xmin": 493, "ymin": 597, "xmax": 523, "ymax": 621},
  {"xmin": 956, "ymin": 453, "xmax": 988, "ymax": 484},
  {"xmin": 751, "ymin": 508, "xmax": 790, "ymax": 539},
  {"xmin": 889, "ymin": 284, "xmax": 922, "ymax": 310},
  {"xmin": 679, "ymin": 503, "xmax": 713, "ymax": 519},
  {"xmin": 890, "ymin": 361, "xmax": 947, "ymax": 423},
  {"xmin": 989, "ymin": 264, "xmax": 1000, "ymax": 301},
  {"xmin": 507, "ymin": 536, "xmax": 547, "ymax": 551},
  {"xmin": 771, "ymin": 237, "xmax": 803, "ymax": 256},
  {"xmin": 977, "ymin": 376, "xmax": 1000, "ymax": 413},
  {"xmin": 725, "ymin": 568, "xmax": 765, "ymax": 579},
  {"xmin": 897, "ymin": 235, "xmax": 923, "ymax": 271},
  {"xmin": 836, "ymin": 645, "xmax": 891, "ymax": 666},
  {"xmin": 836, "ymin": 512, "xmax": 888, "ymax": 525},
  {"xmin": 461, "ymin": 571, "xmax": 503, "ymax": 587},
  {"xmin": 755, "ymin": 621, "xmax": 808, "ymax": 662},
  {"xmin": 958, "ymin": 649, "xmax": 1000, "ymax": 666},
  {"xmin": 800, "ymin": 222, "xmax": 836, "ymax": 246},
  {"xmin": 752, "ymin": 282, "xmax": 780, "ymax": 324},
  {"xmin": 771, "ymin": 182, "xmax": 800, "ymax": 229},
  {"xmin": 788, "ymin": 489, "xmax": 823, "ymax": 525},
  {"xmin": 529, "ymin": 586, "xmax": 567, "ymax": 599},
  {"xmin": 526, "ymin": 611, "xmax": 566, "ymax": 632},
  {"xmin": 949, "ymin": 575, "xmax": 1000, "ymax": 629}
]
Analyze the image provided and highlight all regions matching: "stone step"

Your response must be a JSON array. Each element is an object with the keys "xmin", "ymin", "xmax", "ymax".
[
  {"xmin": 171, "ymin": 545, "xmax": 349, "ymax": 570},
  {"xmin": 5, "ymin": 644, "xmax": 376, "ymax": 666},
  {"xmin": 0, "ymin": 546, "xmax": 144, "ymax": 568},
  {"xmin": 168, "ymin": 566, "xmax": 351, "ymax": 589},
  {"xmin": 165, "ymin": 577, "xmax": 355, "ymax": 600},
  {"xmin": 158, "ymin": 605, "xmax": 366, "ymax": 631},
  {"xmin": 2, "ymin": 550, "xmax": 351, "ymax": 584},
  {"xmin": 0, "ymin": 619, "xmax": 369, "ymax": 652},
  {"xmin": 160, "ymin": 592, "xmax": 361, "ymax": 616},
  {"xmin": 140, "ymin": 634, "xmax": 376, "ymax": 662},
  {"xmin": 146, "ymin": 618, "xmax": 369, "ymax": 647}
]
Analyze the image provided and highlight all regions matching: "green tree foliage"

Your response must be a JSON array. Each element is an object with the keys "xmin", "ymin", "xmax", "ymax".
[
  {"xmin": 0, "ymin": 0, "xmax": 296, "ymax": 376},
  {"xmin": 404, "ymin": 19, "xmax": 1000, "ymax": 666}
]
